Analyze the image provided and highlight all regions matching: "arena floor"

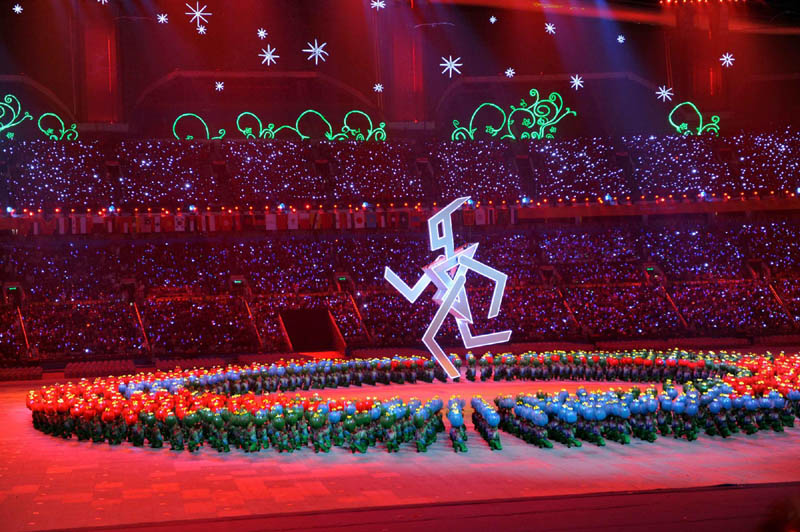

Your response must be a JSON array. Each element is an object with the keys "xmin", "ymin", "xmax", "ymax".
[{"xmin": 3, "ymin": 377, "xmax": 800, "ymax": 531}]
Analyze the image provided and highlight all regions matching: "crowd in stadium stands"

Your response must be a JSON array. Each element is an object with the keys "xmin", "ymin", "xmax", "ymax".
[
  {"xmin": 728, "ymin": 131, "xmax": 800, "ymax": 195},
  {"xmin": 463, "ymin": 287, "xmax": 580, "ymax": 342},
  {"xmin": 3, "ymin": 130, "xmax": 799, "ymax": 209},
  {"xmin": 141, "ymin": 297, "xmax": 258, "ymax": 356},
  {"xmin": 327, "ymin": 142, "xmax": 423, "ymax": 201},
  {"xmin": 557, "ymin": 261, "xmax": 642, "ymax": 284},
  {"xmin": 357, "ymin": 292, "xmax": 458, "ymax": 347},
  {"xmin": 539, "ymin": 228, "xmax": 640, "ymax": 263},
  {"xmin": 0, "ymin": 306, "xmax": 21, "ymax": 360},
  {"xmin": 23, "ymin": 302, "xmax": 144, "ymax": 358},
  {"xmin": 222, "ymin": 141, "xmax": 328, "ymax": 204},
  {"xmin": 115, "ymin": 141, "xmax": 218, "ymax": 206},
  {"xmin": 642, "ymin": 227, "xmax": 746, "ymax": 280},
  {"xmin": 564, "ymin": 285, "xmax": 682, "ymax": 338},
  {"xmin": 426, "ymin": 141, "xmax": 522, "ymax": 200},
  {"xmin": 625, "ymin": 135, "xmax": 735, "ymax": 196},
  {"xmin": 0, "ymin": 141, "xmax": 107, "ymax": 208},
  {"xmin": 775, "ymin": 279, "xmax": 800, "ymax": 324},
  {"xmin": 672, "ymin": 281, "xmax": 795, "ymax": 336},
  {"xmin": 529, "ymin": 137, "xmax": 630, "ymax": 199},
  {"xmin": 1, "ymin": 217, "xmax": 800, "ymax": 362},
  {"xmin": 741, "ymin": 220, "xmax": 800, "ymax": 278}
]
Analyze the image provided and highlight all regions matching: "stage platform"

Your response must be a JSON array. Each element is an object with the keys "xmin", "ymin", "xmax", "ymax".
[{"xmin": 2, "ymin": 378, "xmax": 800, "ymax": 531}]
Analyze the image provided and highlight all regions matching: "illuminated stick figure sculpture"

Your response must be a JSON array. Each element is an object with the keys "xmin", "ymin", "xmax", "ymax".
[{"xmin": 384, "ymin": 196, "xmax": 511, "ymax": 379}]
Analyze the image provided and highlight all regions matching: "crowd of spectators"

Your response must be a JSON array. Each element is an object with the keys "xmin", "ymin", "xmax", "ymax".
[
  {"xmin": 623, "ymin": 135, "xmax": 734, "ymax": 196},
  {"xmin": 357, "ymin": 291, "xmax": 457, "ymax": 347},
  {"xmin": 465, "ymin": 286, "xmax": 580, "ymax": 342},
  {"xmin": 426, "ymin": 141, "xmax": 522, "ymax": 200},
  {"xmin": 0, "ymin": 305, "xmax": 22, "ymax": 362},
  {"xmin": 672, "ymin": 281, "xmax": 794, "ymax": 336},
  {"xmin": 141, "ymin": 297, "xmax": 259, "ymax": 356},
  {"xmin": 327, "ymin": 141, "xmax": 423, "ymax": 201},
  {"xmin": 776, "ymin": 279, "xmax": 800, "ymax": 324},
  {"xmin": 556, "ymin": 261, "xmax": 642, "ymax": 284},
  {"xmin": 3, "ymin": 131, "xmax": 799, "ymax": 208},
  {"xmin": 529, "ymin": 137, "xmax": 629, "ymax": 199},
  {"xmin": 564, "ymin": 285, "xmax": 683, "ymax": 339},
  {"xmin": 741, "ymin": 220, "xmax": 800, "ymax": 278},
  {"xmin": 641, "ymin": 226, "xmax": 746, "ymax": 280},
  {"xmin": 115, "ymin": 141, "xmax": 219, "ymax": 205},
  {"xmin": 222, "ymin": 141, "xmax": 327, "ymax": 204},
  {"xmin": 1, "ymin": 141, "xmax": 108, "ymax": 208},
  {"xmin": 23, "ymin": 302, "xmax": 144, "ymax": 359},
  {"xmin": 2, "ymin": 218, "xmax": 800, "ymax": 360},
  {"xmin": 539, "ymin": 227, "xmax": 639, "ymax": 263},
  {"xmin": 727, "ymin": 129, "xmax": 800, "ymax": 194}
]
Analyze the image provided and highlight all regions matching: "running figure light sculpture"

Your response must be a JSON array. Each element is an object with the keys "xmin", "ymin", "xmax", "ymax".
[{"xmin": 384, "ymin": 197, "xmax": 512, "ymax": 379}]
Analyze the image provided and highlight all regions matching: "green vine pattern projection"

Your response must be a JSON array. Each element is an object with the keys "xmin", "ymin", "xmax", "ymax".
[
  {"xmin": 172, "ymin": 113, "xmax": 226, "ymax": 140},
  {"xmin": 668, "ymin": 102, "xmax": 720, "ymax": 137},
  {"xmin": 451, "ymin": 88, "xmax": 577, "ymax": 141},
  {"xmin": 0, "ymin": 94, "xmax": 33, "ymax": 140},
  {"xmin": 235, "ymin": 109, "xmax": 387, "ymax": 141},
  {"xmin": 37, "ymin": 113, "xmax": 79, "ymax": 141}
]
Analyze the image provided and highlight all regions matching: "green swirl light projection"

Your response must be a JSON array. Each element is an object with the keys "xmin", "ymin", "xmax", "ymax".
[
  {"xmin": 236, "ymin": 109, "xmax": 386, "ymax": 141},
  {"xmin": 172, "ymin": 113, "xmax": 226, "ymax": 140},
  {"xmin": 668, "ymin": 102, "xmax": 720, "ymax": 137},
  {"xmin": 0, "ymin": 94, "xmax": 33, "ymax": 140},
  {"xmin": 451, "ymin": 88, "xmax": 576, "ymax": 141},
  {"xmin": 37, "ymin": 113, "xmax": 79, "ymax": 141},
  {"xmin": 172, "ymin": 110, "xmax": 386, "ymax": 141}
]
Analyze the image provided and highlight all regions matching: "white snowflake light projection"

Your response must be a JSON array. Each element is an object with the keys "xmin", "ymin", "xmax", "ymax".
[
  {"xmin": 259, "ymin": 46, "xmax": 279, "ymax": 66},
  {"xmin": 440, "ymin": 56, "xmax": 463, "ymax": 78},
  {"xmin": 197, "ymin": 25, "xmax": 206, "ymax": 35},
  {"xmin": 185, "ymin": 2, "xmax": 211, "ymax": 28},
  {"xmin": 371, "ymin": 0, "xmax": 386, "ymax": 10},
  {"xmin": 215, "ymin": 81, "xmax": 224, "ymax": 92},
  {"xmin": 504, "ymin": 67, "xmax": 515, "ymax": 78},
  {"xmin": 384, "ymin": 196, "xmax": 511, "ymax": 379},
  {"xmin": 570, "ymin": 75, "xmax": 584, "ymax": 90},
  {"xmin": 12, "ymin": 4, "xmax": 23, "ymax": 14},
  {"xmin": 97, "ymin": 0, "xmax": 108, "ymax": 4},
  {"xmin": 257, "ymin": 28, "xmax": 267, "ymax": 39},
  {"xmin": 157, "ymin": 14, "xmax": 168, "ymax": 24},
  {"xmin": 373, "ymin": 83, "xmax": 384, "ymax": 93},
  {"xmin": 656, "ymin": 86, "xmax": 674, "ymax": 102},
  {"xmin": 545, "ymin": 23, "xmax": 556, "ymax": 35},
  {"xmin": 489, "ymin": 15, "xmax": 497, "ymax": 24},
  {"xmin": 617, "ymin": 35, "xmax": 626, "ymax": 44},
  {"xmin": 303, "ymin": 39, "xmax": 329, "ymax": 65},
  {"xmin": 720, "ymin": 53, "xmax": 735, "ymax": 68}
]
